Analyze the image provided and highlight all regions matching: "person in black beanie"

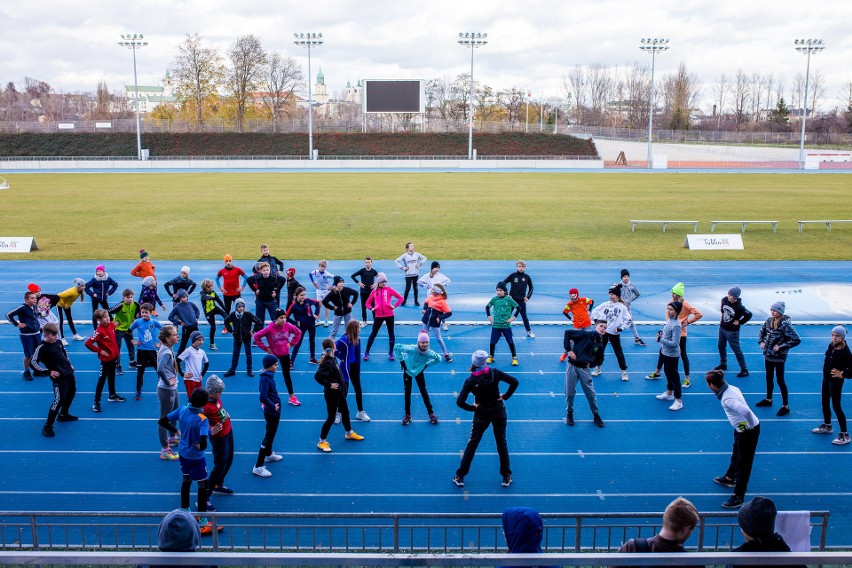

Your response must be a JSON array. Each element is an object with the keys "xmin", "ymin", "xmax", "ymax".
[
  {"xmin": 732, "ymin": 496, "xmax": 805, "ymax": 568},
  {"xmin": 716, "ymin": 286, "xmax": 752, "ymax": 377}
]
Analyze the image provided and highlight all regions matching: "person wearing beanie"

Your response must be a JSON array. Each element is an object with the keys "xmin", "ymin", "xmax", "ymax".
[
  {"xmin": 130, "ymin": 250, "xmax": 156, "ymax": 286},
  {"xmin": 705, "ymin": 369, "xmax": 760, "ymax": 509},
  {"xmin": 756, "ymin": 302, "xmax": 801, "ymax": 416},
  {"xmin": 486, "ymin": 282, "xmax": 521, "ymax": 366},
  {"xmin": 286, "ymin": 286, "xmax": 322, "ymax": 367},
  {"xmin": 395, "ymin": 242, "xmax": 427, "ymax": 306},
  {"xmin": 85, "ymin": 308, "xmax": 125, "ymax": 410},
  {"xmin": 216, "ymin": 255, "xmax": 247, "ymax": 314},
  {"xmin": 618, "ymin": 497, "xmax": 699, "ymax": 552},
  {"xmin": 418, "ymin": 260, "xmax": 453, "ymax": 331},
  {"xmin": 654, "ymin": 302, "xmax": 685, "ymax": 411},
  {"xmin": 590, "ymin": 285, "xmax": 632, "ymax": 380},
  {"xmin": 421, "ymin": 283, "xmax": 454, "ymax": 362},
  {"xmin": 202, "ymin": 375, "xmax": 235, "ymax": 498},
  {"xmin": 164, "ymin": 266, "xmax": 197, "ymax": 306},
  {"xmin": 452, "ymin": 349, "xmax": 519, "ymax": 488},
  {"xmin": 562, "ymin": 320, "xmax": 608, "ymax": 428},
  {"xmin": 168, "ymin": 288, "xmax": 202, "ymax": 356},
  {"xmin": 177, "ymin": 330, "xmax": 208, "ymax": 398},
  {"xmin": 46, "ymin": 277, "xmax": 88, "ymax": 343},
  {"xmin": 31, "ymin": 322, "xmax": 78, "ymax": 437},
  {"xmin": 284, "ymin": 267, "xmax": 303, "ymax": 310},
  {"xmin": 308, "ymin": 260, "xmax": 335, "ymax": 326},
  {"xmin": 393, "ymin": 332, "xmax": 442, "ymax": 425},
  {"xmin": 351, "ymin": 257, "xmax": 380, "ymax": 325},
  {"xmin": 223, "ymin": 297, "xmax": 263, "ymax": 377},
  {"xmin": 647, "ymin": 282, "xmax": 702, "ymax": 388},
  {"xmin": 716, "ymin": 287, "xmax": 753, "ymax": 378},
  {"xmin": 255, "ymin": 243, "xmax": 285, "ymax": 277},
  {"xmin": 315, "ymin": 337, "xmax": 366, "ymax": 452},
  {"xmin": 84, "ymin": 265, "xmax": 119, "ymax": 329},
  {"xmin": 363, "ymin": 272, "xmax": 403, "ymax": 362},
  {"xmin": 560, "ymin": 288, "xmax": 595, "ymax": 362},
  {"xmin": 27, "ymin": 283, "xmax": 42, "ymax": 295},
  {"xmin": 812, "ymin": 326, "xmax": 852, "ymax": 445},
  {"xmin": 158, "ymin": 387, "xmax": 218, "ymax": 535},
  {"xmin": 254, "ymin": 308, "xmax": 303, "ymax": 406},
  {"xmin": 246, "ymin": 261, "xmax": 287, "ymax": 325},
  {"xmin": 107, "ymin": 288, "xmax": 141, "ymax": 377},
  {"xmin": 253, "ymin": 355, "xmax": 283, "ymax": 478},
  {"xmin": 139, "ymin": 275, "xmax": 166, "ymax": 316},
  {"xmin": 503, "ymin": 260, "xmax": 536, "ymax": 338},
  {"xmin": 618, "ymin": 269, "xmax": 646, "ymax": 346},
  {"xmin": 732, "ymin": 497, "xmax": 804, "ymax": 567},
  {"xmin": 322, "ymin": 276, "xmax": 359, "ymax": 341}
]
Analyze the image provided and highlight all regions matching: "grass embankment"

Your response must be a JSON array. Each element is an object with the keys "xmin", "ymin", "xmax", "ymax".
[{"xmin": 0, "ymin": 172, "xmax": 849, "ymax": 260}]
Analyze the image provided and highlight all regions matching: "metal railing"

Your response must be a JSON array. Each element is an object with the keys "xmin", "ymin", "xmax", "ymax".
[
  {"xmin": 0, "ymin": 154, "xmax": 600, "ymax": 161},
  {"xmin": 0, "ymin": 511, "xmax": 830, "ymax": 553}
]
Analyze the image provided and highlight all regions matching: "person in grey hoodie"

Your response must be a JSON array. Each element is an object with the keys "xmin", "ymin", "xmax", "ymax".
[
  {"xmin": 168, "ymin": 289, "xmax": 201, "ymax": 356},
  {"xmin": 619, "ymin": 269, "xmax": 645, "ymax": 345},
  {"xmin": 756, "ymin": 301, "xmax": 801, "ymax": 416},
  {"xmin": 655, "ymin": 302, "xmax": 684, "ymax": 411}
]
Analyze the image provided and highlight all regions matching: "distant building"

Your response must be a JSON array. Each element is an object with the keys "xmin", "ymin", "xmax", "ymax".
[
  {"xmin": 313, "ymin": 68, "xmax": 329, "ymax": 106},
  {"xmin": 124, "ymin": 83, "xmax": 176, "ymax": 114}
]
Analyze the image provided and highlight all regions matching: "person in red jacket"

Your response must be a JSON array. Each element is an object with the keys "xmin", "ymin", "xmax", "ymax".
[
  {"xmin": 216, "ymin": 254, "xmax": 246, "ymax": 313},
  {"xmin": 85, "ymin": 309, "xmax": 125, "ymax": 412}
]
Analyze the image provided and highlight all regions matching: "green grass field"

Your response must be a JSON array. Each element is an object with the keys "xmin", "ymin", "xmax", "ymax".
[{"xmin": 1, "ymin": 172, "xmax": 850, "ymax": 260}]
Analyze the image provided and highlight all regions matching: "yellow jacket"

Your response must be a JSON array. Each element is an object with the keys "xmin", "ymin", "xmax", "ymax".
[{"xmin": 56, "ymin": 286, "xmax": 83, "ymax": 309}]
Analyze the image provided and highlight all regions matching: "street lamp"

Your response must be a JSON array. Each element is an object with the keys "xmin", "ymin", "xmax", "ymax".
[
  {"xmin": 294, "ymin": 32, "xmax": 324, "ymax": 160},
  {"xmin": 458, "ymin": 33, "xmax": 487, "ymax": 160},
  {"xmin": 639, "ymin": 38, "xmax": 669, "ymax": 169},
  {"xmin": 118, "ymin": 33, "xmax": 147, "ymax": 161},
  {"xmin": 794, "ymin": 39, "xmax": 825, "ymax": 169}
]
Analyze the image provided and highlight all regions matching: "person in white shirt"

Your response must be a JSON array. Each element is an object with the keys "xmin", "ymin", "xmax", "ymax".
[
  {"xmin": 590, "ymin": 284, "xmax": 632, "ymax": 381},
  {"xmin": 395, "ymin": 242, "xmax": 427, "ymax": 307}
]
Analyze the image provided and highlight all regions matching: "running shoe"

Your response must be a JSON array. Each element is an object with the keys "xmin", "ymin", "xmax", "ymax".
[
  {"xmin": 388, "ymin": 353, "xmax": 395, "ymax": 361},
  {"xmin": 211, "ymin": 485, "xmax": 234, "ymax": 494},
  {"xmin": 722, "ymin": 495, "xmax": 744, "ymax": 509},
  {"xmin": 646, "ymin": 371, "xmax": 661, "ymax": 379},
  {"xmin": 265, "ymin": 452, "xmax": 283, "ymax": 463},
  {"xmin": 668, "ymin": 399, "xmax": 683, "ymax": 411},
  {"xmin": 355, "ymin": 411, "xmax": 371, "ymax": 422},
  {"xmin": 511, "ymin": 357, "xmax": 519, "ymax": 366},
  {"xmin": 486, "ymin": 356, "xmax": 494, "ymax": 364},
  {"xmin": 736, "ymin": 370, "xmax": 749, "ymax": 377},
  {"xmin": 634, "ymin": 338, "xmax": 646, "ymax": 346},
  {"xmin": 345, "ymin": 431, "xmax": 364, "ymax": 441},
  {"xmin": 682, "ymin": 379, "xmax": 691, "ymax": 388},
  {"xmin": 317, "ymin": 441, "xmax": 332, "ymax": 452},
  {"xmin": 288, "ymin": 395, "xmax": 301, "ymax": 406},
  {"xmin": 334, "ymin": 412, "xmax": 341, "ymax": 424},
  {"xmin": 92, "ymin": 401, "xmax": 102, "ymax": 413},
  {"xmin": 832, "ymin": 433, "xmax": 851, "ymax": 446},
  {"xmin": 209, "ymin": 344, "xmax": 217, "ymax": 351},
  {"xmin": 452, "ymin": 476, "xmax": 464, "ymax": 487},
  {"xmin": 363, "ymin": 353, "xmax": 370, "ymax": 361},
  {"xmin": 252, "ymin": 466, "xmax": 272, "ymax": 478},
  {"xmin": 108, "ymin": 394, "xmax": 126, "ymax": 402},
  {"xmin": 776, "ymin": 406, "xmax": 790, "ymax": 416},
  {"xmin": 72, "ymin": 334, "xmax": 85, "ymax": 341},
  {"xmin": 160, "ymin": 448, "xmax": 179, "ymax": 460},
  {"xmin": 501, "ymin": 475, "xmax": 513, "ymax": 487},
  {"xmin": 656, "ymin": 391, "xmax": 675, "ymax": 401},
  {"xmin": 401, "ymin": 415, "xmax": 412, "ymax": 426},
  {"xmin": 591, "ymin": 367, "xmax": 601, "ymax": 377},
  {"xmin": 526, "ymin": 331, "xmax": 535, "ymax": 338},
  {"xmin": 713, "ymin": 476, "xmax": 736, "ymax": 488},
  {"xmin": 444, "ymin": 354, "xmax": 453, "ymax": 363},
  {"xmin": 755, "ymin": 399, "xmax": 772, "ymax": 407},
  {"xmin": 621, "ymin": 370, "xmax": 629, "ymax": 381},
  {"xmin": 42, "ymin": 425, "xmax": 55, "ymax": 437},
  {"xmin": 812, "ymin": 423, "xmax": 833, "ymax": 434},
  {"xmin": 429, "ymin": 413, "xmax": 439, "ymax": 424}
]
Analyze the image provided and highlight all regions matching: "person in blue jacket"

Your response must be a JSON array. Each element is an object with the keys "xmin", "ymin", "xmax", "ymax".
[
  {"xmin": 84, "ymin": 264, "xmax": 118, "ymax": 328},
  {"xmin": 498, "ymin": 507, "xmax": 559, "ymax": 568}
]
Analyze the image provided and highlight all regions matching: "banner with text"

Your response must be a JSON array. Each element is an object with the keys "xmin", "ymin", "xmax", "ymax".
[
  {"xmin": 683, "ymin": 234, "xmax": 743, "ymax": 250},
  {"xmin": 0, "ymin": 237, "xmax": 39, "ymax": 253}
]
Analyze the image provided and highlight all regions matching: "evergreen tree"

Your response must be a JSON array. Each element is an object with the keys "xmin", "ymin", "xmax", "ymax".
[{"xmin": 770, "ymin": 97, "xmax": 790, "ymax": 124}]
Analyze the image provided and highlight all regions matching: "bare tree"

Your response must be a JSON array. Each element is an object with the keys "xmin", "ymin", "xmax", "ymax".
[
  {"xmin": 749, "ymin": 72, "xmax": 767, "ymax": 122},
  {"xmin": 498, "ymin": 87, "xmax": 525, "ymax": 125},
  {"xmin": 2, "ymin": 82, "xmax": 19, "ymax": 120},
  {"xmin": 808, "ymin": 69, "xmax": 826, "ymax": 115},
  {"xmin": 170, "ymin": 33, "xmax": 224, "ymax": 126},
  {"xmin": 262, "ymin": 51, "xmax": 303, "ymax": 132},
  {"xmin": 449, "ymin": 73, "xmax": 474, "ymax": 121},
  {"xmin": 226, "ymin": 34, "xmax": 268, "ymax": 132},
  {"xmin": 587, "ymin": 63, "xmax": 614, "ymax": 126},
  {"xmin": 474, "ymin": 84, "xmax": 498, "ymax": 127},
  {"xmin": 425, "ymin": 77, "xmax": 452, "ymax": 121},
  {"xmin": 91, "ymin": 80, "xmax": 111, "ymax": 119},
  {"xmin": 791, "ymin": 72, "xmax": 805, "ymax": 113},
  {"xmin": 733, "ymin": 69, "xmax": 750, "ymax": 127},
  {"xmin": 661, "ymin": 62, "xmax": 700, "ymax": 130},
  {"xmin": 623, "ymin": 62, "xmax": 649, "ymax": 129},
  {"xmin": 712, "ymin": 73, "xmax": 729, "ymax": 127},
  {"xmin": 564, "ymin": 65, "xmax": 586, "ymax": 124}
]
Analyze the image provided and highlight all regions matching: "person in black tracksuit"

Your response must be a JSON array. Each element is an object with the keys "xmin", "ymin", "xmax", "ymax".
[
  {"xmin": 453, "ymin": 350, "xmax": 519, "ymax": 488},
  {"xmin": 351, "ymin": 258, "xmax": 379, "ymax": 324},
  {"xmin": 322, "ymin": 277, "xmax": 360, "ymax": 340},
  {"xmin": 503, "ymin": 261, "xmax": 535, "ymax": 337},
  {"xmin": 716, "ymin": 286, "xmax": 753, "ymax": 377},
  {"xmin": 31, "ymin": 323, "xmax": 78, "ymax": 437},
  {"xmin": 223, "ymin": 298, "xmax": 263, "ymax": 377},
  {"xmin": 812, "ymin": 326, "xmax": 852, "ymax": 445},
  {"xmin": 287, "ymin": 287, "xmax": 322, "ymax": 365},
  {"xmin": 246, "ymin": 264, "xmax": 286, "ymax": 324},
  {"xmin": 313, "ymin": 338, "xmax": 364, "ymax": 452}
]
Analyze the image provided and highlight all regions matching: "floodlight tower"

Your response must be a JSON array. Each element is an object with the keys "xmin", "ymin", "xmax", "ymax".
[
  {"xmin": 639, "ymin": 38, "xmax": 669, "ymax": 169},
  {"xmin": 458, "ymin": 32, "xmax": 488, "ymax": 160},
  {"xmin": 794, "ymin": 39, "xmax": 825, "ymax": 169},
  {"xmin": 294, "ymin": 32, "xmax": 324, "ymax": 160},
  {"xmin": 118, "ymin": 33, "xmax": 148, "ymax": 160}
]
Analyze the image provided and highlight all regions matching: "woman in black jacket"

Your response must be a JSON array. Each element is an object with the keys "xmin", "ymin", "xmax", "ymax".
[
  {"xmin": 812, "ymin": 326, "xmax": 852, "ymax": 445},
  {"xmin": 314, "ymin": 338, "xmax": 364, "ymax": 452},
  {"xmin": 756, "ymin": 301, "xmax": 800, "ymax": 416}
]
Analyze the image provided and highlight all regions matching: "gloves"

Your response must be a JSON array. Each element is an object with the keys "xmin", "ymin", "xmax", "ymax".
[{"xmin": 737, "ymin": 421, "xmax": 747, "ymax": 432}]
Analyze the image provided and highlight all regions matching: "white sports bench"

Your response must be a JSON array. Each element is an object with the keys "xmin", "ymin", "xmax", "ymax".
[
  {"xmin": 710, "ymin": 220, "xmax": 778, "ymax": 233},
  {"xmin": 631, "ymin": 220, "xmax": 698, "ymax": 233},
  {"xmin": 798, "ymin": 220, "xmax": 852, "ymax": 232}
]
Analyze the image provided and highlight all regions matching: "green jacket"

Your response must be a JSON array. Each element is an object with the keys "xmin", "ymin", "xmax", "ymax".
[
  {"xmin": 486, "ymin": 295, "xmax": 519, "ymax": 329},
  {"xmin": 108, "ymin": 300, "xmax": 140, "ymax": 332}
]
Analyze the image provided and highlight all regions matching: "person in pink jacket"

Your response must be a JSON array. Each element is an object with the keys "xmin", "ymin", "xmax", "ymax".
[
  {"xmin": 254, "ymin": 308, "xmax": 303, "ymax": 406},
  {"xmin": 363, "ymin": 273, "xmax": 403, "ymax": 361}
]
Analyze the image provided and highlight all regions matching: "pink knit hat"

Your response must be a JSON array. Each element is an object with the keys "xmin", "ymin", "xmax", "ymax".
[{"xmin": 417, "ymin": 332, "xmax": 430, "ymax": 343}]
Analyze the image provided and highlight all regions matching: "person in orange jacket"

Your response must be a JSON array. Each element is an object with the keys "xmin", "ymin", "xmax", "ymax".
[{"xmin": 560, "ymin": 288, "xmax": 594, "ymax": 362}]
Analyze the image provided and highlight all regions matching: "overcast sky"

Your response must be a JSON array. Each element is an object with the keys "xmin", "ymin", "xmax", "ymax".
[{"xmin": 2, "ymin": 0, "xmax": 851, "ymax": 112}]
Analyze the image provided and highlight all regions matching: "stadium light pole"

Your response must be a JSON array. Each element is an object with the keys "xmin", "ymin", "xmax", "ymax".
[
  {"xmin": 525, "ymin": 91, "xmax": 531, "ymax": 132},
  {"xmin": 458, "ymin": 32, "xmax": 487, "ymax": 160},
  {"xmin": 294, "ymin": 32, "xmax": 324, "ymax": 160},
  {"xmin": 118, "ymin": 33, "xmax": 147, "ymax": 161},
  {"xmin": 794, "ymin": 39, "xmax": 825, "ymax": 169},
  {"xmin": 639, "ymin": 38, "xmax": 669, "ymax": 169}
]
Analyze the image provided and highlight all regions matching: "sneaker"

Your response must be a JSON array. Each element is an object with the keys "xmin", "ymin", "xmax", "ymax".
[
  {"xmin": 755, "ymin": 399, "xmax": 772, "ymax": 407},
  {"xmin": 108, "ymin": 394, "xmax": 126, "ymax": 402},
  {"xmin": 832, "ymin": 433, "xmax": 851, "ymax": 446},
  {"xmin": 656, "ymin": 391, "xmax": 675, "ymax": 401},
  {"xmin": 160, "ymin": 448, "xmax": 179, "ymax": 460},
  {"xmin": 635, "ymin": 337, "xmax": 646, "ymax": 346},
  {"xmin": 776, "ymin": 406, "xmax": 790, "ymax": 416},
  {"xmin": 289, "ymin": 361, "xmax": 294, "ymax": 371},
  {"xmin": 72, "ymin": 334, "xmax": 85, "ymax": 341},
  {"xmin": 722, "ymin": 495, "xmax": 745, "ymax": 509},
  {"xmin": 309, "ymin": 358, "xmax": 319, "ymax": 365},
  {"xmin": 363, "ymin": 353, "xmax": 370, "ymax": 361},
  {"xmin": 92, "ymin": 401, "xmax": 102, "ymax": 412},
  {"xmin": 813, "ymin": 423, "xmax": 833, "ymax": 434},
  {"xmin": 323, "ymin": 321, "xmax": 329, "ymax": 327},
  {"xmin": 211, "ymin": 485, "xmax": 234, "ymax": 495},
  {"xmin": 288, "ymin": 395, "xmax": 301, "ymax": 406},
  {"xmin": 511, "ymin": 357, "xmax": 519, "ymax": 366},
  {"xmin": 501, "ymin": 475, "xmax": 513, "ymax": 487},
  {"xmin": 135, "ymin": 391, "xmax": 142, "ymax": 401},
  {"xmin": 443, "ymin": 323, "xmax": 450, "ymax": 332},
  {"xmin": 559, "ymin": 353, "xmax": 568, "ymax": 362},
  {"xmin": 401, "ymin": 415, "xmax": 412, "ymax": 426},
  {"xmin": 566, "ymin": 411, "xmax": 574, "ymax": 426},
  {"xmin": 334, "ymin": 412, "xmax": 341, "ymax": 424},
  {"xmin": 265, "ymin": 452, "xmax": 283, "ymax": 463},
  {"xmin": 198, "ymin": 522, "xmax": 224, "ymax": 536},
  {"xmin": 621, "ymin": 370, "xmax": 629, "ymax": 381},
  {"xmin": 209, "ymin": 344, "xmax": 218, "ymax": 351},
  {"xmin": 317, "ymin": 441, "xmax": 332, "ymax": 452},
  {"xmin": 360, "ymin": 321, "xmax": 367, "ymax": 329},
  {"xmin": 42, "ymin": 424, "xmax": 55, "ymax": 437},
  {"xmin": 645, "ymin": 371, "xmax": 660, "ymax": 380},
  {"xmin": 414, "ymin": 301, "xmax": 420, "ymax": 307},
  {"xmin": 591, "ymin": 367, "xmax": 601, "ymax": 377},
  {"xmin": 682, "ymin": 379, "xmax": 691, "ymax": 389},
  {"xmin": 714, "ymin": 364, "xmax": 728, "ymax": 371},
  {"xmin": 387, "ymin": 354, "xmax": 395, "ymax": 361},
  {"xmin": 487, "ymin": 356, "xmax": 494, "ymax": 364},
  {"xmin": 246, "ymin": 371, "xmax": 255, "ymax": 377},
  {"xmin": 196, "ymin": 501, "xmax": 216, "ymax": 512},
  {"xmin": 129, "ymin": 360, "xmax": 138, "ymax": 368},
  {"xmin": 56, "ymin": 414, "xmax": 78, "ymax": 422},
  {"xmin": 713, "ymin": 476, "xmax": 736, "ymax": 488},
  {"xmin": 345, "ymin": 431, "xmax": 364, "ymax": 441},
  {"xmin": 253, "ymin": 466, "xmax": 272, "ymax": 477},
  {"xmin": 668, "ymin": 399, "xmax": 683, "ymax": 411},
  {"xmin": 452, "ymin": 475, "xmax": 464, "ymax": 487},
  {"xmin": 527, "ymin": 330, "xmax": 535, "ymax": 338},
  {"xmin": 61, "ymin": 338, "xmax": 69, "ymax": 346},
  {"xmin": 444, "ymin": 354, "xmax": 453, "ymax": 363},
  {"xmin": 593, "ymin": 414, "xmax": 605, "ymax": 428},
  {"xmin": 736, "ymin": 370, "xmax": 750, "ymax": 378},
  {"xmin": 355, "ymin": 410, "xmax": 371, "ymax": 422},
  {"xmin": 117, "ymin": 365, "xmax": 123, "ymax": 376},
  {"xmin": 23, "ymin": 370, "xmax": 33, "ymax": 382},
  {"xmin": 168, "ymin": 436, "xmax": 180, "ymax": 447},
  {"xmin": 429, "ymin": 413, "xmax": 439, "ymax": 424},
  {"xmin": 223, "ymin": 370, "xmax": 236, "ymax": 378}
]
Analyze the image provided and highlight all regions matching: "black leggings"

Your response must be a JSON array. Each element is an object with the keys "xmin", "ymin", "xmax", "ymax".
[
  {"xmin": 277, "ymin": 355, "xmax": 294, "ymax": 396},
  {"xmin": 205, "ymin": 308, "xmax": 228, "ymax": 345},
  {"xmin": 291, "ymin": 324, "xmax": 316, "ymax": 362},
  {"xmin": 662, "ymin": 355, "xmax": 682, "ymax": 399},
  {"xmin": 822, "ymin": 376, "xmax": 847, "ymax": 432},
  {"xmin": 90, "ymin": 298, "xmax": 109, "ymax": 327},
  {"xmin": 359, "ymin": 291, "xmax": 371, "ymax": 322},
  {"xmin": 57, "ymin": 306, "xmax": 77, "ymax": 337},
  {"xmin": 656, "ymin": 336, "xmax": 690, "ymax": 376},
  {"xmin": 602, "ymin": 333, "xmax": 627, "ymax": 370},
  {"xmin": 320, "ymin": 385, "xmax": 352, "ymax": 439},
  {"xmin": 255, "ymin": 412, "xmax": 280, "ymax": 468},
  {"xmin": 403, "ymin": 371, "xmax": 433, "ymax": 415},
  {"xmin": 349, "ymin": 364, "xmax": 364, "ymax": 412},
  {"xmin": 181, "ymin": 476, "xmax": 208, "ymax": 513},
  {"xmin": 765, "ymin": 359, "xmax": 788, "ymax": 405},
  {"xmin": 365, "ymin": 316, "xmax": 395, "ymax": 354},
  {"xmin": 402, "ymin": 276, "xmax": 419, "ymax": 303}
]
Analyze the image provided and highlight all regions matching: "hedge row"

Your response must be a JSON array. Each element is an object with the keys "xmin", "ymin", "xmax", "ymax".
[{"xmin": 0, "ymin": 132, "xmax": 598, "ymax": 157}]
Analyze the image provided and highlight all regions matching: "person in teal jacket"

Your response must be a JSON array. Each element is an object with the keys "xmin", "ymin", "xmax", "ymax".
[
  {"xmin": 486, "ymin": 282, "xmax": 520, "ymax": 366},
  {"xmin": 393, "ymin": 332, "xmax": 441, "ymax": 425}
]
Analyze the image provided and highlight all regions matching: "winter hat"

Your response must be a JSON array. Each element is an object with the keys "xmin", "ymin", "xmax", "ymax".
[
  {"xmin": 189, "ymin": 388, "xmax": 209, "ymax": 409},
  {"xmin": 273, "ymin": 308, "xmax": 288, "ymax": 321},
  {"xmin": 180, "ymin": 265, "xmax": 190, "ymax": 275},
  {"xmin": 832, "ymin": 325, "xmax": 847, "ymax": 340},
  {"xmin": 417, "ymin": 332, "xmax": 430, "ymax": 343},
  {"xmin": 608, "ymin": 283, "xmax": 622, "ymax": 297},
  {"xmin": 738, "ymin": 496, "xmax": 777, "ymax": 538},
  {"xmin": 189, "ymin": 330, "xmax": 203, "ymax": 343},
  {"xmin": 157, "ymin": 509, "xmax": 200, "ymax": 552},
  {"xmin": 376, "ymin": 272, "xmax": 388, "ymax": 284},
  {"xmin": 176, "ymin": 289, "xmax": 189, "ymax": 299},
  {"xmin": 620, "ymin": 269, "xmax": 630, "ymax": 278},
  {"xmin": 770, "ymin": 301, "xmax": 786, "ymax": 315},
  {"xmin": 471, "ymin": 350, "xmax": 489, "ymax": 368},
  {"xmin": 496, "ymin": 281, "xmax": 508, "ymax": 293},
  {"xmin": 73, "ymin": 278, "xmax": 85, "ymax": 287},
  {"xmin": 333, "ymin": 275, "xmax": 344, "ymax": 285},
  {"xmin": 431, "ymin": 261, "xmax": 440, "ymax": 270},
  {"xmin": 223, "ymin": 254, "xmax": 233, "ymax": 262},
  {"xmin": 433, "ymin": 283, "xmax": 446, "ymax": 297},
  {"xmin": 96, "ymin": 265, "xmax": 106, "ymax": 273},
  {"xmin": 728, "ymin": 287, "xmax": 742, "ymax": 299},
  {"xmin": 205, "ymin": 375, "xmax": 225, "ymax": 395},
  {"xmin": 285, "ymin": 268, "xmax": 296, "ymax": 278},
  {"xmin": 263, "ymin": 354, "xmax": 279, "ymax": 369},
  {"xmin": 234, "ymin": 298, "xmax": 246, "ymax": 309},
  {"xmin": 671, "ymin": 282, "xmax": 685, "ymax": 297},
  {"xmin": 668, "ymin": 301, "xmax": 683, "ymax": 315},
  {"xmin": 142, "ymin": 276, "xmax": 155, "ymax": 287},
  {"xmin": 569, "ymin": 288, "xmax": 579, "ymax": 296},
  {"xmin": 27, "ymin": 283, "xmax": 41, "ymax": 293},
  {"xmin": 139, "ymin": 249, "xmax": 149, "ymax": 259}
]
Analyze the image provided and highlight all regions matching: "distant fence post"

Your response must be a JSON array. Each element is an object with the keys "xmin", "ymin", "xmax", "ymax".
[{"xmin": 393, "ymin": 514, "xmax": 399, "ymax": 553}]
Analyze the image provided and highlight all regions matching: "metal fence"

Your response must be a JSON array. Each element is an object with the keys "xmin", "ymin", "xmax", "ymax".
[{"xmin": 0, "ymin": 511, "xmax": 830, "ymax": 553}]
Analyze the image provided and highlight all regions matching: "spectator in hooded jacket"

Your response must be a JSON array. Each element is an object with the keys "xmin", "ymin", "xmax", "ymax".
[
  {"xmin": 498, "ymin": 507, "xmax": 559, "ymax": 568},
  {"xmin": 756, "ymin": 301, "xmax": 801, "ymax": 416},
  {"xmin": 715, "ymin": 287, "xmax": 753, "ymax": 378},
  {"xmin": 812, "ymin": 326, "xmax": 852, "ymax": 446},
  {"xmin": 85, "ymin": 264, "xmax": 118, "ymax": 328},
  {"xmin": 617, "ymin": 497, "xmax": 699, "ymax": 552}
]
